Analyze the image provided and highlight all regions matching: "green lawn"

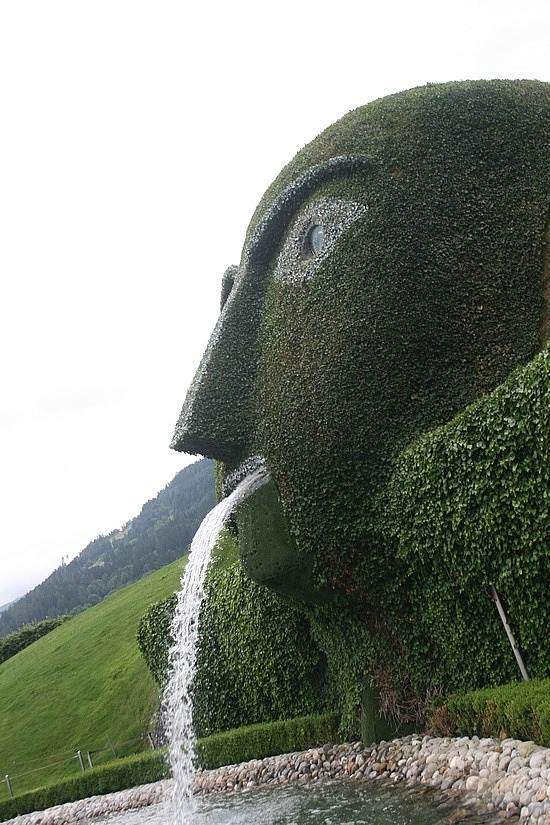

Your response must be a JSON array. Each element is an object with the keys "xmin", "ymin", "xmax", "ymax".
[{"xmin": 0, "ymin": 558, "xmax": 185, "ymax": 798}]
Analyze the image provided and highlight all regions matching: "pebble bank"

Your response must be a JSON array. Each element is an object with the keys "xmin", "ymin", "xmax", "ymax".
[{"xmin": 3, "ymin": 735, "xmax": 550, "ymax": 824}]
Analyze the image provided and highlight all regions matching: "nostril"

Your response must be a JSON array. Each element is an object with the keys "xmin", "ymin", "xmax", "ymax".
[{"xmin": 220, "ymin": 265, "xmax": 239, "ymax": 310}]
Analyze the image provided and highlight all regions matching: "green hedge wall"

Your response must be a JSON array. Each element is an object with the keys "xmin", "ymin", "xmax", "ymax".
[
  {"xmin": 195, "ymin": 713, "xmax": 340, "ymax": 770},
  {"xmin": 171, "ymin": 80, "xmax": 550, "ymax": 735},
  {"xmin": 311, "ymin": 345, "xmax": 550, "ymax": 730},
  {"xmin": 138, "ymin": 551, "xmax": 330, "ymax": 738},
  {"xmin": 383, "ymin": 344, "xmax": 550, "ymax": 689},
  {"xmin": 0, "ymin": 617, "xmax": 70, "ymax": 665},
  {"xmin": 429, "ymin": 679, "xmax": 550, "ymax": 746}
]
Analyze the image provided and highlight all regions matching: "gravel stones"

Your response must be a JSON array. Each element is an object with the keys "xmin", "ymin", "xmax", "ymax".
[
  {"xmin": 193, "ymin": 736, "xmax": 550, "ymax": 823},
  {"xmin": 1, "ymin": 781, "xmax": 173, "ymax": 825},
  {"xmin": 4, "ymin": 736, "xmax": 550, "ymax": 824}
]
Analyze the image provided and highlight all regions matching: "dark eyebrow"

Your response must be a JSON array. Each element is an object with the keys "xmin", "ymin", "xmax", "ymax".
[{"xmin": 244, "ymin": 155, "xmax": 373, "ymax": 272}]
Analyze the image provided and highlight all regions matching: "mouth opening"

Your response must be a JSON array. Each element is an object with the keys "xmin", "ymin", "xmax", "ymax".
[{"xmin": 223, "ymin": 455, "xmax": 270, "ymax": 498}]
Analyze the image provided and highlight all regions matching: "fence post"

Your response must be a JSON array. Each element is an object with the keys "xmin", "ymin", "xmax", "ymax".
[
  {"xmin": 87, "ymin": 751, "xmax": 94, "ymax": 769},
  {"xmin": 147, "ymin": 732, "xmax": 155, "ymax": 750},
  {"xmin": 106, "ymin": 734, "xmax": 116, "ymax": 756},
  {"xmin": 76, "ymin": 750, "xmax": 85, "ymax": 772},
  {"xmin": 5, "ymin": 775, "xmax": 13, "ymax": 798}
]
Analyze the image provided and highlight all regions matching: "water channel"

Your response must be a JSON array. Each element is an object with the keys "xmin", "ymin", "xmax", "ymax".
[{"xmin": 92, "ymin": 778, "xmax": 499, "ymax": 824}]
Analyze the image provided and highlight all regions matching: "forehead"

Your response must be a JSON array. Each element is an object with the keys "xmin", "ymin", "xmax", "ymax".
[{"xmin": 242, "ymin": 81, "xmax": 550, "ymax": 275}]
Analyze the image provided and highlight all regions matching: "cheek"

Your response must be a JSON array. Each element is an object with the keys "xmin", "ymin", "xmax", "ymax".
[
  {"xmin": 254, "ymin": 274, "xmax": 379, "ymax": 461},
  {"xmin": 252, "ymin": 243, "xmax": 430, "ymax": 483}
]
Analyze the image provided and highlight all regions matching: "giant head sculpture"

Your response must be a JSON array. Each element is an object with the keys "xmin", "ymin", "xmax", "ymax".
[{"xmin": 172, "ymin": 80, "xmax": 550, "ymax": 606}]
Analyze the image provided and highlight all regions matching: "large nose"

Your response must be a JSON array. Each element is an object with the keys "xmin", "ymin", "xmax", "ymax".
[{"xmin": 170, "ymin": 265, "xmax": 260, "ymax": 466}]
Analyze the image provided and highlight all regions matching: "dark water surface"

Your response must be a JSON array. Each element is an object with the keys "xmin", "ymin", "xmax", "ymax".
[{"xmin": 93, "ymin": 779, "xmax": 499, "ymax": 824}]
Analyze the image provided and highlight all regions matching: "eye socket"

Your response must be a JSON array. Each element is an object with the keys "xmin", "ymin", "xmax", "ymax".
[
  {"xmin": 302, "ymin": 223, "xmax": 324, "ymax": 258},
  {"xmin": 274, "ymin": 197, "xmax": 369, "ymax": 284}
]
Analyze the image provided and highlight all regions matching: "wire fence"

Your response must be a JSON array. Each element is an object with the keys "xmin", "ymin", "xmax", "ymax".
[{"xmin": 0, "ymin": 732, "xmax": 155, "ymax": 798}]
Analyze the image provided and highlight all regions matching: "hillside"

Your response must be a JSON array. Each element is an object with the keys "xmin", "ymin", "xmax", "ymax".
[
  {"xmin": 0, "ymin": 558, "xmax": 185, "ymax": 797},
  {"xmin": 0, "ymin": 458, "xmax": 215, "ymax": 638}
]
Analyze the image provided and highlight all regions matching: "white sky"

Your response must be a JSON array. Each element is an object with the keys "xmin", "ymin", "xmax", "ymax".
[{"xmin": 0, "ymin": 0, "xmax": 548, "ymax": 607}]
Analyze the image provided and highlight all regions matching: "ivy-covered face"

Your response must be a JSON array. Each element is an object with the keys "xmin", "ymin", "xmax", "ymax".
[{"xmin": 172, "ymin": 81, "xmax": 550, "ymax": 603}]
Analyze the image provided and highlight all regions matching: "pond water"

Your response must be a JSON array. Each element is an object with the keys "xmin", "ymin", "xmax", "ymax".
[{"xmin": 92, "ymin": 779, "xmax": 499, "ymax": 824}]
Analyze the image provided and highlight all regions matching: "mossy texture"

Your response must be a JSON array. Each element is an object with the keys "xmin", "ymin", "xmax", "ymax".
[{"xmin": 172, "ymin": 80, "xmax": 550, "ymax": 730}]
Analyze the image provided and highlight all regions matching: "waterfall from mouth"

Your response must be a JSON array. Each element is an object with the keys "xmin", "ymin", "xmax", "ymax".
[{"xmin": 162, "ymin": 463, "xmax": 269, "ymax": 824}]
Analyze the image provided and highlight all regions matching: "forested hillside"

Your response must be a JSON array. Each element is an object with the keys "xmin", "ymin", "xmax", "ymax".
[{"xmin": 0, "ymin": 459, "xmax": 215, "ymax": 637}]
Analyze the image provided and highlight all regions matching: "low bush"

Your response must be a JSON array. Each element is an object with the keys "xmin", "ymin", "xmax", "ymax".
[
  {"xmin": 138, "ymin": 544, "xmax": 330, "ymax": 738},
  {"xmin": 0, "ymin": 617, "xmax": 71, "ymax": 666},
  {"xmin": 137, "ymin": 594, "xmax": 177, "ymax": 686},
  {"xmin": 195, "ymin": 712, "xmax": 341, "ymax": 770},
  {"xmin": 0, "ymin": 750, "xmax": 169, "ymax": 822},
  {"xmin": 0, "ymin": 714, "xmax": 340, "ymax": 819},
  {"xmin": 428, "ymin": 678, "xmax": 550, "ymax": 746}
]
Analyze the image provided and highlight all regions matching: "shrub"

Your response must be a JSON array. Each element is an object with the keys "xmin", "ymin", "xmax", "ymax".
[
  {"xmin": 0, "ymin": 617, "xmax": 71, "ymax": 665},
  {"xmin": 137, "ymin": 595, "xmax": 177, "ymax": 686},
  {"xmin": 428, "ymin": 679, "xmax": 550, "ymax": 746},
  {"xmin": 0, "ymin": 750, "xmax": 169, "ymax": 821},
  {"xmin": 138, "ymin": 539, "xmax": 330, "ymax": 738},
  {"xmin": 195, "ymin": 713, "xmax": 340, "ymax": 770},
  {"xmin": 192, "ymin": 562, "xmax": 329, "ymax": 736}
]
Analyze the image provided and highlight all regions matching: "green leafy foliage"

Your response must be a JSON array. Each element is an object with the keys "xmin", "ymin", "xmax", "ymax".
[
  {"xmin": 136, "ymin": 528, "xmax": 238, "ymax": 687},
  {"xmin": 170, "ymin": 81, "xmax": 550, "ymax": 737},
  {"xmin": 195, "ymin": 713, "xmax": 340, "ymax": 770},
  {"xmin": 138, "ymin": 534, "xmax": 330, "ymax": 737},
  {"xmin": 193, "ymin": 562, "xmax": 329, "ymax": 736},
  {"xmin": 307, "ymin": 607, "xmax": 371, "ymax": 739},
  {"xmin": 252, "ymin": 81, "xmax": 550, "ymax": 575},
  {"xmin": 0, "ymin": 616, "xmax": 70, "ymax": 665},
  {"xmin": 0, "ymin": 750, "xmax": 169, "ymax": 821},
  {"xmin": 381, "ymin": 346, "xmax": 550, "ymax": 693},
  {"xmin": 429, "ymin": 679, "xmax": 550, "ymax": 746},
  {"xmin": 148, "ymin": 341, "xmax": 550, "ymax": 739},
  {"xmin": 286, "ymin": 346, "xmax": 550, "ymax": 736},
  {"xmin": 136, "ymin": 594, "xmax": 177, "ymax": 687}
]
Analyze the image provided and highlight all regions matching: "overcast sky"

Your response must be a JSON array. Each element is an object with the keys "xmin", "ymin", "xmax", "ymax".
[{"xmin": 0, "ymin": 0, "xmax": 548, "ymax": 607}]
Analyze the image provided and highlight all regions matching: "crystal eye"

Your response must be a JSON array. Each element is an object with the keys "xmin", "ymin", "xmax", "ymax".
[
  {"xmin": 274, "ymin": 198, "xmax": 368, "ymax": 284},
  {"xmin": 302, "ymin": 223, "xmax": 324, "ymax": 258}
]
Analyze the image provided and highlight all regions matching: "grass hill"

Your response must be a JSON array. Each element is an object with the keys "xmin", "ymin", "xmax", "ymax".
[
  {"xmin": 0, "ymin": 557, "xmax": 185, "ymax": 799},
  {"xmin": 1, "ymin": 534, "xmax": 549, "ymax": 810},
  {"xmin": 0, "ymin": 458, "xmax": 214, "ymax": 637}
]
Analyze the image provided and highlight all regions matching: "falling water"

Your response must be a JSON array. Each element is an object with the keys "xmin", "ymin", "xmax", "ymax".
[{"xmin": 162, "ymin": 462, "xmax": 270, "ymax": 824}]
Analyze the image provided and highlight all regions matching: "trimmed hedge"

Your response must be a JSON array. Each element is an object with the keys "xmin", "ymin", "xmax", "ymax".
[
  {"xmin": 195, "ymin": 713, "xmax": 341, "ymax": 770},
  {"xmin": 429, "ymin": 679, "xmax": 550, "ymax": 747},
  {"xmin": 170, "ymin": 80, "xmax": 550, "ymax": 735},
  {"xmin": 192, "ymin": 562, "xmax": 329, "ymax": 736},
  {"xmin": 0, "ymin": 617, "xmax": 70, "ymax": 665},
  {"xmin": 138, "ymin": 552, "xmax": 330, "ymax": 737},
  {"xmin": 382, "ymin": 345, "xmax": 550, "ymax": 693},
  {"xmin": 0, "ymin": 750, "xmax": 169, "ymax": 822},
  {"xmin": 0, "ymin": 714, "xmax": 341, "ymax": 820}
]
